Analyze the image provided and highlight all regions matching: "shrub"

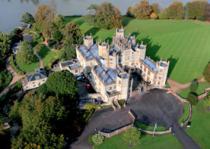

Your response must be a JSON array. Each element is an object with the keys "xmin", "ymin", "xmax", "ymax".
[
  {"xmin": 203, "ymin": 62, "xmax": 210, "ymax": 83},
  {"xmin": 190, "ymin": 79, "xmax": 199, "ymax": 92},
  {"xmin": 91, "ymin": 133, "xmax": 104, "ymax": 145},
  {"xmin": 187, "ymin": 92, "xmax": 198, "ymax": 105},
  {"xmin": 122, "ymin": 127, "xmax": 141, "ymax": 147}
]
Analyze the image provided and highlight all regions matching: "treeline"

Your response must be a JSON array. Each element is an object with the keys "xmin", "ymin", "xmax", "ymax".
[
  {"xmin": 127, "ymin": 0, "xmax": 210, "ymax": 20},
  {"xmin": 86, "ymin": 0, "xmax": 210, "ymax": 29}
]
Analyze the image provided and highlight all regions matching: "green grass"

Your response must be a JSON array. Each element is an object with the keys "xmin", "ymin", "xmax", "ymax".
[
  {"xmin": 16, "ymin": 60, "xmax": 39, "ymax": 73},
  {"xmin": 179, "ymin": 103, "xmax": 191, "ymax": 123},
  {"xmin": 42, "ymin": 49, "xmax": 62, "ymax": 68},
  {"xmin": 134, "ymin": 121, "xmax": 166, "ymax": 131},
  {"xmin": 179, "ymin": 82, "xmax": 210, "ymax": 98},
  {"xmin": 186, "ymin": 99, "xmax": 210, "ymax": 149},
  {"xmin": 95, "ymin": 133, "xmax": 182, "ymax": 149},
  {"xmin": 66, "ymin": 16, "xmax": 210, "ymax": 83}
]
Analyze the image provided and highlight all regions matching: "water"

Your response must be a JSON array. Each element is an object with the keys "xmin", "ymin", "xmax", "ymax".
[{"xmin": 0, "ymin": 0, "xmax": 191, "ymax": 32}]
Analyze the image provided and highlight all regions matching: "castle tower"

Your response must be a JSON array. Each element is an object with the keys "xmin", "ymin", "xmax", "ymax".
[
  {"xmin": 84, "ymin": 35, "xmax": 93, "ymax": 48},
  {"xmin": 135, "ymin": 42, "xmax": 146, "ymax": 60},
  {"xmin": 116, "ymin": 72, "xmax": 129, "ymax": 100},
  {"xmin": 98, "ymin": 42, "xmax": 109, "ymax": 59},
  {"xmin": 115, "ymin": 28, "xmax": 125, "ymax": 39},
  {"xmin": 156, "ymin": 60, "xmax": 170, "ymax": 87}
]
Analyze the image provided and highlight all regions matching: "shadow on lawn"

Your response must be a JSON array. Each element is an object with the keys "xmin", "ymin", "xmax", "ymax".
[
  {"xmin": 38, "ymin": 45, "xmax": 50, "ymax": 59},
  {"xmin": 122, "ymin": 17, "xmax": 133, "ymax": 27},
  {"xmin": 85, "ymin": 27, "xmax": 100, "ymax": 37}
]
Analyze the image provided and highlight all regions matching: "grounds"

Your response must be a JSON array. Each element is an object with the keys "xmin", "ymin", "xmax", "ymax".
[{"xmin": 72, "ymin": 89, "xmax": 200, "ymax": 149}]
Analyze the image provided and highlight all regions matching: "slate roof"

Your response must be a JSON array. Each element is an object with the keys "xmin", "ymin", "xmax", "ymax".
[
  {"xmin": 143, "ymin": 57, "xmax": 158, "ymax": 72},
  {"xmin": 78, "ymin": 44, "xmax": 98, "ymax": 60},
  {"xmin": 26, "ymin": 68, "xmax": 47, "ymax": 82}
]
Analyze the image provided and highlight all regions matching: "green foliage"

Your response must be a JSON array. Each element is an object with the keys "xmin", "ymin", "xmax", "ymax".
[
  {"xmin": 122, "ymin": 127, "xmax": 141, "ymax": 147},
  {"xmin": 190, "ymin": 79, "xmax": 199, "ymax": 92},
  {"xmin": 16, "ymin": 41, "xmax": 37, "ymax": 65},
  {"xmin": 187, "ymin": 92, "xmax": 198, "ymax": 105},
  {"xmin": 0, "ymin": 70, "xmax": 12, "ymax": 92},
  {"xmin": 63, "ymin": 23, "xmax": 82, "ymax": 45},
  {"xmin": 21, "ymin": 12, "xmax": 35, "ymax": 24},
  {"xmin": 46, "ymin": 70, "xmax": 77, "ymax": 97},
  {"xmin": 92, "ymin": 133, "xmax": 105, "ymax": 145},
  {"xmin": 203, "ymin": 62, "xmax": 210, "ymax": 83},
  {"xmin": 86, "ymin": 2, "xmax": 122, "ymax": 29},
  {"xmin": 61, "ymin": 45, "xmax": 76, "ymax": 60},
  {"xmin": 0, "ymin": 32, "xmax": 11, "ymax": 58},
  {"xmin": 10, "ymin": 93, "xmax": 65, "ymax": 149},
  {"xmin": 186, "ymin": 1, "xmax": 208, "ymax": 20},
  {"xmin": 9, "ymin": 55, "xmax": 25, "ymax": 74}
]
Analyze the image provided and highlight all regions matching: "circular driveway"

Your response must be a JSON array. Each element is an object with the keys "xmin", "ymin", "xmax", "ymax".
[{"xmin": 128, "ymin": 89, "xmax": 183, "ymax": 128}]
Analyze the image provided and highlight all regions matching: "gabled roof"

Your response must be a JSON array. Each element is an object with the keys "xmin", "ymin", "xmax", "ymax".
[{"xmin": 143, "ymin": 57, "xmax": 158, "ymax": 72}]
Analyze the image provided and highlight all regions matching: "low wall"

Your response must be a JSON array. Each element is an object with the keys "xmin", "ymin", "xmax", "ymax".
[{"xmin": 139, "ymin": 127, "xmax": 172, "ymax": 135}]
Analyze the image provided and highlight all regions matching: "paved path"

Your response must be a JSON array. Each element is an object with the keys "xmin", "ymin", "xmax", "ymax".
[{"xmin": 168, "ymin": 78, "xmax": 206, "ymax": 92}]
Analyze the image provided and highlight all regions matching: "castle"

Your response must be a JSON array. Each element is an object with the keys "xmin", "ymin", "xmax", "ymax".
[{"xmin": 76, "ymin": 28, "xmax": 169, "ymax": 104}]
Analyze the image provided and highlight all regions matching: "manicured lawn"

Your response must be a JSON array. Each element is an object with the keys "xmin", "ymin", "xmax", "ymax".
[
  {"xmin": 42, "ymin": 49, "xmax": 63, "ymax": 68},
  {"xmin": 16, "ymin": 60, "xmax": 39, "ymax": 73},
  {"xmin": 179, "ymin": 82, "xmax": 210, "ymax": 98},
  {"xmin": 66, "ymin": 16, "xmax": 210, "ymax": 83},
  {"xmin": 95, "ymin": 133, "xmax": 182, "ymax": 149},
  {"xmin": 186, "ymin": 99, "xmax": 210, "ymax": 149}
]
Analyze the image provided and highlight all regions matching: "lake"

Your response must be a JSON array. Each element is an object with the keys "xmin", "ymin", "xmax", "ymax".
[{"xmin": 0, "ymin": 0, "xmax": 187, "ymax": 32}]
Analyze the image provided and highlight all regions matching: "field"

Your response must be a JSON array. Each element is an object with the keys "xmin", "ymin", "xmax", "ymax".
[
  {"xmin": 66, "ymin": 16, "xmax": 210, "ymax": 83},
  {"xmin": 95, "ymin": 99, "xmax": 210, "ymax": 149}
]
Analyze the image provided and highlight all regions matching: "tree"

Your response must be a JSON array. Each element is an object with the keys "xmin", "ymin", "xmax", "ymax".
[
  {"xmin": 61, "ymin": 45, "xmax": 76, "ymax": 60},
  {"xmin": 186, "ymin": 0, "xmax": 208, "ymax": 20},
  {"xmin": 129, "ymin": 0, "xmax": 152, "ymax": 19},
  {"xmin": 122, "ymin": 127, "xmax": 141, "ymax": 147},
  {"xmin": 190, "ymin": 79, "xmax": 199, "ymax": 92},
  {"xmin": 16, "ymin": 41, "xmax": 37, "ymax": 65},
  {"xmin": 150, "ymin": 3, "xmax": 160, "ymax": 19},
  {"xmin": 187, "ymin": 92, "xmax": 198, "ymax": 105},
  {"xmin": 46, "ymin": 70, "xmax": 77, "ymax": 97},
  {"xmin": 0, "ymin": 32, "xmax": 11, "ymax": 58},
  {"xmin": 10, "ymin": 93, "xmax": 65, "ymax": 149},
  {"xmin": 163, "ymin": 1, "xmax": 184, "ymax": 19},
  {"xmin": 35, "ymin": 4, "xmax": 56, "ymax": 38},
  {"xmin": 63, "ymin": 23, "xmax": 82, "ymax": 45},
  {"xmin": 86, "ymin": 2, "xmax": 122, "ymax": 29},
  {"xmin": 203, "ymin": 62, "xmax": 210, "ymax": 83},
  {"xmin": 91, "ymin": 133, "xmax": 104, "ymax": 145},
  {"xmin": 21, "ymin": 12, "xmax": 35, "ymax": 24}
]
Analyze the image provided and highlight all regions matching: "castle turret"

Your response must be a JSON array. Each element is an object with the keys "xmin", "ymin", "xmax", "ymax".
[
  {"xmin": 115, "ymin": 28, "xmax": 124, "ymax": 39},
  {"xmin": 156, "ymin": 60, "xmax": 170, "ymax": 87},
  {"xmin": 98, "ymin": 42, "xmax": 109, "ymax": 59},
  {"xmin": 135, "ymin": 42, "xmax": 146, "ymax": 60},
  {"xmin": 116, "ymin": 71, "xmax": 129, "ymax": 100},
  {"xmin": 84, "ymin": 35, "xmax": 93, "ymax": 48}
]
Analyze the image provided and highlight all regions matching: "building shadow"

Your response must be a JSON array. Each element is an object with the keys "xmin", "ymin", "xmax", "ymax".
[
  {"xmin": 122, "ymin": 16, "xmax": 133, "ymax": 27},
  {"xmin": 85, "ymin": 27, "xmax": 100, "ymax": 36},
  {"xmin": 75, "ymin": 18, "xmax": 85, "ymax": 26},
  {"xmin": 140, "ymin": 37, "xmax": 161, "ymax": 61},
  {"xmin": 167, "ymin": 56, "xmax": 179, "ymax": 77}
]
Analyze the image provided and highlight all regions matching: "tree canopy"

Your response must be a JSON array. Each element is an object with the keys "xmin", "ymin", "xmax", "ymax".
[
  {"xmin": 10, "ymin": 93, "xmax": 65, "ymax": 149},
  {"xmin": 0, "ymin": 32, "xmax": 11, "ymax": 59},
  {"xmin": 16, "ymin": 41, "xmax": 37, "ymax": 65},
  {"xmin": 122, "ymin": 127, "xmax": 141, "ymax": 147},
  {"xmin": 86, "ymin": 2, "xmax": 122, "ymax": 29},
  {"xmin": 46, "ymin": 70, "xmax": 77, "ymax": 97},
  {"xmin": 186, "ymin": 0, "xmax": 208, "ymax": 20},
  {"xmin": 21, "ymin": 12, "xmax": 35, "ymax": 24},
  {"xmin": 203, "ymin": 62, "xmax": 210, "ymax": 83}
]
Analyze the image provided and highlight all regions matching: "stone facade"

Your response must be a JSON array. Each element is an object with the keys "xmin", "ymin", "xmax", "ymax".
[{"xmin": 76, "ymin": 28, "xmax": 169, "ymax": 103}]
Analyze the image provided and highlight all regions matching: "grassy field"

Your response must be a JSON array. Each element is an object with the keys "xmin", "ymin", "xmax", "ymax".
[
  {"xmin": 66, "ymin": 16, "xmax": 210, "ymax": 83},
  {"xmin": 179, "ymin": 82, "xmax": 210, "ymax": 98},
  {"xmin": 95, "ymin": 99, "xmax": 210, "ymax": 149}
]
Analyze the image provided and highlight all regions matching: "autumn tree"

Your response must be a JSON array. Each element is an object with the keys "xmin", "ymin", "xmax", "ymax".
[
  {"xmin": 162, "ymin": 1, "xmax": 184, "ymax": 19},
  {"xmin": 150, "ymin": 3, "xmax": 160, "ymax": 19},
  {"xmin": 186, "ymin": 0, "xmax": 208, "ymax": 20},
  {"xmin": 35, "ymin": 4, "xmax": 56, "ymax": 39},
  {"xmin": 16, "ymin": 41, "xmax": 37, "ymax": 65},
  {"xmin": 86, "ymin": 2, "xmax": 122, "ymax": 29},
  {"xmin": 129, "ymin": 0, "xmax": 152, "ymax": 19}
]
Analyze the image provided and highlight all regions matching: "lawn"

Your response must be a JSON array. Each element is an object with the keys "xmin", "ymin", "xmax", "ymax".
[
  {"xmin": 95, "ymin": 99, "xmax": 210, "ymax": 149},
  {"xmin": 16, "ymin": 60, "xmax": 39, "ymax": 73},
  {"xmin": 179, "ymin": 82, "xmax": 210, "ymax": 98},
  {"xmin": 66, "ymin": 16, "xmax": 210, "ymax": 83}
]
